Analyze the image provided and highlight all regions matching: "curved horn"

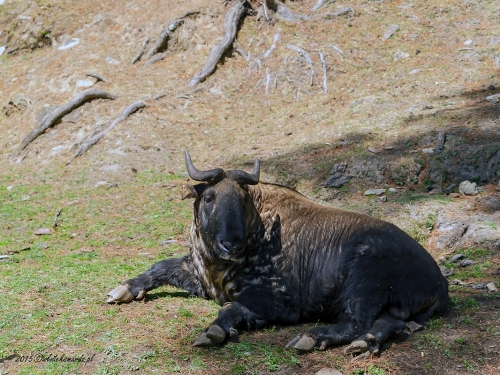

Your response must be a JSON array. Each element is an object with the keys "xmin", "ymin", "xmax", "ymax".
[
  {"xmin": 226, "ymin": 158, "xmax": 260, "ymax": 185},
  {"xmin": 185, "ymin": 150, "xmax": 225, "ymax": 183}
]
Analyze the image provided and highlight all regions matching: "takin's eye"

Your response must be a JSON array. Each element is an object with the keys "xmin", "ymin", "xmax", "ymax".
[{"xmin": 204, "ymin": 197, "xmax": 212, "ymax": 204}]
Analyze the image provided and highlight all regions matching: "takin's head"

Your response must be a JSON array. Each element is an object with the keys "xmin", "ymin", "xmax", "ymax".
[{"xmin": 181, "ymin": 151, "xmax": 260, "ymax": 262}]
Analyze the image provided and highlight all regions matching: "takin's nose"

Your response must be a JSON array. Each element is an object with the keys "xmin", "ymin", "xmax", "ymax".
[{"xmin": 219, "ymin": 240, "xmax": 245, "ymax": 255}]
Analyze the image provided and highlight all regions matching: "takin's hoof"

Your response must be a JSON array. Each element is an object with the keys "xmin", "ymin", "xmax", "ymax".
[
  {"xmin": 286, "ymin": 335, "xmax": 316, "ymax": 352},
  {"xmin": 344, "ymin": 340, "xmax": 368, "ymax": 356},
  {"xmin": 106, "ymin": 284, "xmax": 145, "ymax": 303},
  {"xmin": 205, "ymin": 325, "xmax": 226, "ymax": 344},
  {"xmin": 193, "ymin": 332, "xmax": 213, "ymax": 347}
]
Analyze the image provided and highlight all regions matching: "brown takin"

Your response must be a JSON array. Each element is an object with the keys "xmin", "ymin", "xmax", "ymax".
[{"xmin": 107, "ymin": 150, "xmax": 448, "ymax": 357}]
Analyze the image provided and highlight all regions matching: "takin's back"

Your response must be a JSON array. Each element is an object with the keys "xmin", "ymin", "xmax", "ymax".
[{"xmin": 248, "ymin": 182, "xmax": 449, "ymax": 322}]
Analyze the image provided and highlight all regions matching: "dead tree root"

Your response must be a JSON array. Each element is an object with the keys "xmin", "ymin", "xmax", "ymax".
[
  {"xmin": 13, "ymin": 89, "xmax": 117, "ymax": 158},
  {"xmin": 66, "ymin": 101, "xmax": 146, "ymax": 165},
  {"xmin": 131, "ymin": 38, "xmax": 150, "ymax": 65},
  {"xmin": 190, "ymin": 1, "xmax": 247, "ymax": 86}
]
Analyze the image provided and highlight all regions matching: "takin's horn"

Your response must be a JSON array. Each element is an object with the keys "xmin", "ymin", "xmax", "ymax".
[
  {"xmin": 185, "ymin": 150, "xmax": 225, "ymax": 183},
  {"xmin": 226, "ymin": 158, "xmax": 260, "ymax": 185}
]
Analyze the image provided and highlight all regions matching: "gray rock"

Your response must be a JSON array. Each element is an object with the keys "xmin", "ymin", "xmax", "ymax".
[
  {"xmin": 106, "ymin": 56, "xmax": 119, "ymax": 65},
  {"xmin": 471, "ymin": 283, "xmax": 487, "ymax": 290},
  {"xmin": 393, "ymin": 51, "xmax": 409, "ymax": 60},
  {"xmin": 378, "ymin": 195, "xmax": 387, "ymax": 202},
  {"xmin": 486, "ymin": 94, "xmax": 500, "ymax": 103},
  {"xmin": 76, "ymin": 79, "xmax": 94, "ymax": 88},
  {"xmin": 486, "ymin": 282, "xmax": 497, "ymax": 292},
  {"xmin": 58, "ymin": 38, "xmax": 80, "ymax": 50},
  {"xmin": 315, "ymin": 368, "xmax": 343, "ymax": 375},
  {"xmin": 323, "ymin": 174, "xmax": 352, "ymax": 188},
  {"xmin": 330, "ymin": 162, "xmax": 347, "ymax": 175},
  {"xmin": 422, "ymin": 148, "xmax": 435, "ymax": 154},
  {"xmin": 457, "ymin": 259, "xmax": 475, "ymax": 268},
  {"xmin": 0, "ymin": 46, "xmax": 5, "ymax": 56},
  {"xmin": 450, "ymin": 254, "xmax": 466, "ymax": 263},
  {"xmin": 364, "ymin": 189, "xmax": 387, "ymax": 196},
  {"xmin": 35, "ymin": 228, "xmax": 51, "ymax": 235},
  {"xmin": 383, "ymin": 24, "xmax": 399, "ymax": 40},
  {"xmin": 409, "ymin": 68, "xmax": 421, "ymax": 74},
  {"xmin": 459, "ymin": 181, "xmax": 478, "ymax": 196}
]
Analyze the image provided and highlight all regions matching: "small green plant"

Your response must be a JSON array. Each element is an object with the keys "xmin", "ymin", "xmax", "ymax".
[
  {"xmin": 462, "ymin": 359, "xmax": 474, "ymax": 370},
  {"xmin": 367, "ymin": 365, "xmax": 385, "ymax": 375}
]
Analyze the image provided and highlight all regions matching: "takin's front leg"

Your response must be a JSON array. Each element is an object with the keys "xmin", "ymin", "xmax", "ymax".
[
  {"xmin": 107, "ymin": 256, "xmax": 208, "ymax": 303},
  {"xmin": 193, "ymin": 301, "xmax": 269, "ymax": 346}
]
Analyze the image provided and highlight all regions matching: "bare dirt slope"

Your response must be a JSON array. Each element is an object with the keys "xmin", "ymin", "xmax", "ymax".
[{"xmin": 1, "ymin": 0, "xmax": 499, "ymax": 373}]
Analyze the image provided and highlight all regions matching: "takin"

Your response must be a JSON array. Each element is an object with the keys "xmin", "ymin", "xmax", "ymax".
[{"xmin": 107, "ymin": 151, "xmax": 449, "ymax": 356}]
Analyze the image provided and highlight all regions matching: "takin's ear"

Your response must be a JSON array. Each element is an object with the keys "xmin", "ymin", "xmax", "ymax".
[{"xmin": 180, "ymin": 184, "xmax": 207, "ymax": 200}]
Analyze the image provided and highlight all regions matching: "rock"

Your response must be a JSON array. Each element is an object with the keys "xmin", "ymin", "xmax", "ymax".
[
  {"xmin": 444, "ymin": 183, "xmax": 456, "ymax": 193},
  {"xmin": 450, "ymin": 254, "xmax": 466, "ymax": 263},
  {"xmin": 429, "ymin": 187, "xmax": 443, "ymax": 195},
  {"xmin": 471, "ymin": 283, "xmax": 487, "ymax": 290},
  {"xmin": 106, "ymin": 56, "xmax": 119, "ymax": 65},
  {"xmin": 76, "ymin": 79, "xmax": 94, "ymax": 88},
  {"xmin": 58, "ymin": 38, "xmax": 80, "ymax": 50},
  {"xmin": 422, "ymin": 148, "xmax": 435, "ymax": 154},
  {"xmin": 486, "ymin": 282, "xmax": 497, "ymax": 292},
  {"xmin": 459, "ymin": 181, "xmax": 478, "ymax": 196},
  {"xmin": 464, "ymin": 39, "xmax": 473, "ymax": 45},
  {"xmin": 36, "ymin": 243, "xmax": 49, "ymax": 249},
  {"xmin": 406, "ymin": 321, "xmax": 424, "ymax": 333},
  {"xmin": 409, "ymin": 69, "xmax": 421, "ymax": 74},
  {"xmin": 378, "ymin": 195, "xmax": 387, "ymax": 202},
  {"xmin": 315, "ymin": 369, "xmax": 343, "ymax": 375},
  {"xmin": 393, "ymin": 51, "xmax": 410, "ymax": 60},
  {"xmin": 95, "ymin": 181, "xmax": 109, "ymax": 187},
  {"xmin": 364, "ymin": 189, "xmax": 387, "ymax": 196},
  {"xmin": 440, "ymin": 267, "xmax": 454, "ymax": 278},
  {"xmin": 457, "ymin": 259, "xmax": 475, "ymax": 268},
  {"xmin": 35, "ymin": 228, "xmax": 51, "ymax": 235},
  {"xmin": 383, "ymin": 24, "xmax": 399, "ymax": 40},
  {"xmin": 449, "ymin": 193, "xmax": 460, "ymax": 198},
  {"xmin": 435, "ymin": 131, "xmax": 446, "ymax": 152},
  {"xmin": 0, "ymin": 46, "xmax": 5, "ymax": 55},
  {"xmin": 323, "ymin": 175, "xmax": 352, "ymax": 188},
  {"xmin": 367, "ymin": 147, "xmax": 380, "ymax": 154},
  {"xmin": 486, "ymin": 94, "xmax": 500, "ymax": 103},
  {"xmin": 389, "ymin": 188, "xmax": 397, "ymax": 193},
  {"xmin": 330, "ymin": 162, "xmax": 347, "ymax": 175}
]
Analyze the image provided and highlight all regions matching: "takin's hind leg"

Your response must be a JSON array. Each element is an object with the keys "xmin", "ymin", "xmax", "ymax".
[{"xmin": 344, "ymin": 311, "xmax": 406, "ymax": 357}]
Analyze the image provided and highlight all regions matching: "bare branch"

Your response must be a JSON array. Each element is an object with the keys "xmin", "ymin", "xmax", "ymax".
[
  {"xmin": 131, "ymin": 38, "xmax": 150, "ymax": 65},
  {"xmin": 234, "ymin": 39, "xmax": 250, "ymax": 61},
  {"xmin": 67, "ymin": 101, "xmax": 145, "ymax": 165},
  {"xmin": 145, "ymin": 53, "xmax": 167, "ymax": 65},
  {"xmin": 331, "ymin": 44, "xmax": 345, "ymax": 56},
  {"xmin": 318, "ymin": 51, "xmax": 327, "ymax": 93},
  {"xmin": 286, "ymin": 44, "xmax": 315, "ymax": 85},
  {"xmin": 190, "ymin": 1, "xmax": 247, "ymax": 86},
  {"xmin": 13, "ymin": 89, "xmax": 117, "ymax": 158},
  {"xmin": 147, "ymin": 20, "xmax": 184, "ymax": 58},
  {"xmin": 263, "ymin": 32, "xmax": 280, "ymax": 59},
  {"xmin": 86, "ymin": 73, "xmax": 109, "ymax": 83}
]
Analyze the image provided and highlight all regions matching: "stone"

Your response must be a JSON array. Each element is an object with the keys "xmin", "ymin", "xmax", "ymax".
[
  {"xmin": 409, "ymin": 69, "xmax": 421, "ymax": 74},
  {"xmin": 389, "ymin": 188, "xmax": 397, "ymax": 193},
  {"xmin": 449, "ymin": 193, "xmax": 460, "ymax": 198},
  {"xmin": 58, "ymin": 38, "xmax": 80, "ymax": 50},
  {"xmin": 393, "ymin": 51, "xmax": 410, "ymax": 60},
  {"xmin": 323, "ymin": 174, "xmax": 352, "ymax": 188},
  {"xmin": 0, "ymin": 46, "xmax": 5, "ymax": 56},
  {"xmin": 459, "ymin": 181, "xmax": 478, "ymax": 196},
  {"xmin": 422, "ymin": 148, "xmax": 435, "ymax": 154},
  {"xmin": 486, "ymin": 94, "xmax": 500, "ymax": 103},
  {"xmin": 367, "ymin": 147, "xmax": 380, "ymax": 154},
  {"xmin": 35, "ymin": 228, "xmax": 51, "ymax": 235},
  {"xmin": 364, "ymin": 189, "xmax": 387, "ymax": 196},
  {"xmin": 106, "ymin": 56, "xmax": 119, "ymax": 65},
  {"xmin": 315, "ymin": 368, "xmax": 344, "ymax": 375},
  {"xmin": 457, "ymin": 259, "xmax": 475, "ymax": 268},
  {"xmin": 95, "ymin": 181, "xmax": 109, "ymax": 187},
  {"xmin": 383, "ymin": 24, "xmax": 399, "ymax": 40},
  {"xmin": 486, "ymin": 282, "xmax": 497, "ymax": 292},
  {"xmin": 379, "ymin": 195, "xmax": 387, "ymax": 202},
  {"xmin": 450, "ymin": 254, "xmax": 466, "ymax": 263},
  {"xmin": 76, "ymin": 79, "xmax": 94, "ymax": 88}
]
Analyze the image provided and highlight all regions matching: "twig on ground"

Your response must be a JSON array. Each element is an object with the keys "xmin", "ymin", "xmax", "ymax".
[
  {"xmin": 190, "ymin": 1, "xmax": 247, "ymax": 86},
  {"xmin": 13, "ymin": 89, "xmax": 117, "ymax": 158},
  {"xmin": 53, "ymin": 208, "xmax": 63, "ymax": 228},
  {"xmin": 145, "ymin": 53, "xmax": 167, "ymax": 64},
  {"xmin": 263, "ymin": 32, "xmax": 280, "ymax": 59},
  {"xmin": 131, "ymin": 38, "xmax": 150, "ymax": 65},
  {"xmin": 147, "ymin": 20, "xmax": 184, "ymax": 58},
  {"xmin": 265, "ymin": 70, "xmax": 271, "ymax": 94},
  {"xmin": 261, "ymin": 0, "xmax": 270, "ymax": 21},
  {"xmin": 86, "ymin": 73, "xmax": 109, "ymax": 83},
  {"xmin": 318, "ymin": 51, "xmax": 327, "ymax": 93},
  {"xmin": 331, "ymin": 44, "xmax": 345, "ymax": 56},
  {"xmin": 286, "ymin": 44, "xmax": 315, "ymax": 86},
  {"xmin": 66, "ymin": 101, "xmax": 145, "ymax": 165}
]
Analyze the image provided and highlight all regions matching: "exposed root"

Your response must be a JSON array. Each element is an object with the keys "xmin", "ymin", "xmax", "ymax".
[
  {"xmin": 131, "ymin": 37, "xmax": 150, "ymax": 65},
  {"xmin": 145, "ymin": 53, "xmax": 167, "ymax": 65},
  {"xmin": 313, "ymin": 7, "xmax": 354, "ymax": 19},
  {"xmin": 13, "ymin": 89, "xmax": 117, "ymax": 158},
  {"xmin": 286, "ymin": 44, "xmax": 314, "ymax": 85},
  {"xmin": 318, "ymin": 51, "xmax": 327, "ymax": 93},
  {"xmin": 147, "ymin": 20, "xmax": 185, "ymax": 58},
  {"xmin": 234, "ymin": 39, "xmax": 250, "ymax": 61},
  {"xmin": 66, "ymin": 100, "xmax": 145, "ymax": 165},
  {"xmin": 86, "ymin": 73, "xmax": 109, "ymax": 83},
  {"xmin": 190, "ymin": 1, "xmax": 247, "ymax": 86}
]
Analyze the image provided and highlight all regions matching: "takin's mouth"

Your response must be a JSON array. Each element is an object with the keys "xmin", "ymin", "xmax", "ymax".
[{"xmin": 215, "ymin": 241, "xmax": 245, "ymax": 261}]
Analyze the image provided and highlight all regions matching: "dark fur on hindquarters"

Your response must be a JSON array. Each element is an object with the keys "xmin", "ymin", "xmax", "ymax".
[{"xmin": 108, "ymin": 151, "xmax": 449, "ymax": 355}]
